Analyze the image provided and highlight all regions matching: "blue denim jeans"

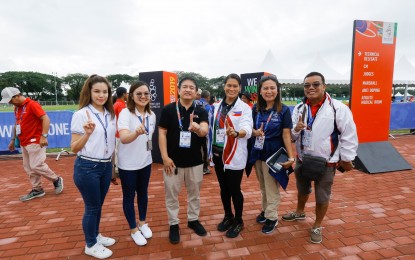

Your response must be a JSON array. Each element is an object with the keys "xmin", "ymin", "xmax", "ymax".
[
  {"xmin": 119, "ymin": 164, "xmax": 151, "ymax": 229},
  {"xmin": 73, "ymin": 157, "xmax": 112, "ymax": 247}
]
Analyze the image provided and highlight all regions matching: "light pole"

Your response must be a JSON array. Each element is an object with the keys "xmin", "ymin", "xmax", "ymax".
[{"xmin": 52, "ymin": 72, "xmax": 58, "ymax": 105}]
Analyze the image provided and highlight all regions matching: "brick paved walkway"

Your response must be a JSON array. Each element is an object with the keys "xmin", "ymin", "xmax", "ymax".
[{"xmin": 0, "ymin": 135, "xmax": 414, "ymax": 259}]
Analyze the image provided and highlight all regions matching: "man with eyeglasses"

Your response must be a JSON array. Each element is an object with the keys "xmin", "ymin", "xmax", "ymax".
[
  {"xmin": 0, "ymin": 87, "xmax": 64, "ymax": 201},
  {"xmin": 111, "ymin": 87, "xmax": 128, "ymax": 185},
  {"xmin": 158, "ymin": 77, "xmax": 209, "ymax": 244},
  {"xmin": 282, "ymin": 72, "xmax": 358, "ymax": 244}
]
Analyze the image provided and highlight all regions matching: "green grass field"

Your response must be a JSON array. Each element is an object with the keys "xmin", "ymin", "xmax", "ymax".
[{"xmin": 0, "ymin": 104, "xmax": 78, "ymax": 112}]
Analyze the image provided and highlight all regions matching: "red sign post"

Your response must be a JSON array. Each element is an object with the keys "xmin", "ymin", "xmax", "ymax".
[{"xmin": 350, "ymin": 20, "xmax": 398, "ymax": 143}]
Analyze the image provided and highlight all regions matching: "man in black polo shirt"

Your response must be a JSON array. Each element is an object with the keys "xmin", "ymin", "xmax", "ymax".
[{"xmin": 158, "ymin": 76, "xmax": 209, "ymax": 244}]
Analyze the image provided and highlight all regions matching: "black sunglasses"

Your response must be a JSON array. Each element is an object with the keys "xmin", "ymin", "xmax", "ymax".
[{"xmin": 303, "ymin": 82, "xmax": 323, "ymax": 89}]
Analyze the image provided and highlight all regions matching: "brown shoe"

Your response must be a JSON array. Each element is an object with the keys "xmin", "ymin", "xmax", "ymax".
[{"xmin": 111, "ymin": 178, "xmax": 118, "ymax": 185}]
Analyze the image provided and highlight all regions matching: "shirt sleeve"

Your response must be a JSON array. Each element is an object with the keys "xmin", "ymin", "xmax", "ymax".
[
  {"xmin": 30, "ymin": 101, "xmax": 46, "ymax": 118},
  {"xmin": 158, "ymin": 106, "xmax": 169, "ymax": 129},
  {"xmin": 281, "ymin": 106, "xmax": 293, "ymax": 129},
  {"xmin": 198, "ymin": 107, "xmax": 208, "ymax": 123},
  {"xmin": 335, "ymin": 102, "xmax": 358, "ymax": 161},
  {"xmin": 117, "ymin": 109, "xmax": 130, "ymax": 131},
  {"xmin": 71, "ymin": 109, "xmax": 85, "ymax": 135}
]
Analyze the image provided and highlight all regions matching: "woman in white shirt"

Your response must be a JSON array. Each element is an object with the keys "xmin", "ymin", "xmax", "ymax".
[
  {"xmin": 117, "ymin": 81, "xmax": 156, "ymax": 246},
  {"xmin": 70, "ymin": 75, "xmax": 116, "ymax": 259}
]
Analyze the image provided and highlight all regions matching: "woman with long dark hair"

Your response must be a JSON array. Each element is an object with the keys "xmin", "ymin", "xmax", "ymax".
[{"xmin": 70, "ymin": 75, "xmax": 116, "ymax": 259}]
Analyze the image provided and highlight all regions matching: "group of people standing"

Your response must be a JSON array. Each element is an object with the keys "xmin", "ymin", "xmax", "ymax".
[{"xmin": 0, "ymin": 70, "xmax": 358, "ymax": 259}]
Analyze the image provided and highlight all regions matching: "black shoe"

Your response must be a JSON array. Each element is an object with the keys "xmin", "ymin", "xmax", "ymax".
[
  {"xmin": 262, "ymin": 219, "xmax": 278, "ymax": 234},
  {"xmin": 188, "ymin": 220, "xmax": 207, "ymax": 236},
  {"xmin": 169, "ymin": 224, "xmax": 180, "ymax": 244},
  {"xmin": 256, "ymin": 211, "xmax": 266, "ymax": 223},
  {"xmin": 217, "ymin": 216, "xmax": 234, "ymax": 232},
  {"xmin": 226, "ymin": 221, "xmax": 244, "ymax": 238}
]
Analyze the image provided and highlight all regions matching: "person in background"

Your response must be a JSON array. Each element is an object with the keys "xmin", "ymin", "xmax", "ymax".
[
  {"xmin": 112, "ymin": 86, "xmax": 128, "ymax": 185},
  {"xmin": 249, "ymin": 74, "xmax": 294, "ymax": 234},
  {"xmin": 241, "ymin": 92, "xmax": 253, "ymax": 108},
  {"xmin": 196, "ymin": 88, "xmax": 202, "ymax": 100},
  {"xmin": 283, "ymin": 71, "xmax": 358, "ymax": 244},
  {"xmin": 207, "ymin": 73, "xmax": 253, "ymax": 238},
  {"xmin": 70, "ymin": 75, "xmax": 116, "ymax": 259},
  {"xmin": 1, "ymin": 87, "xmax": 63, "ymax": 202},
  {"xmin": 199, "ymin": 90, "xmax": 211, "ymax": 174},
  {"xmin": 158, "ymin": 77, "xmax": 209, "ymax": 244},
  {"xmin": 117, "ymin": 81, "xmax": 155, "ymax": 246}
]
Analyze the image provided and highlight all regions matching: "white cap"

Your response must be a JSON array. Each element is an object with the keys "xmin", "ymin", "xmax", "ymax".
[{"xmin": 0, "ymin": 87, "xmax": 21, "ymax": 103}]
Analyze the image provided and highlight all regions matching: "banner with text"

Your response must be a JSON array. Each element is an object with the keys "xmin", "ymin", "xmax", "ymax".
[
  {"xmin": 240, "ymin": 72, "xmax": 272, "ymax": 104},
  {"xmin": 0, "ymin": 111, "xmax": 73, "ymax": 151},
  {"xmin": 138, "ymin": 71, "xmax": 178, "ymax": 163},
  {"xmin": 350, "ymin": 20, "xmax": 398, "ymax": 143}
]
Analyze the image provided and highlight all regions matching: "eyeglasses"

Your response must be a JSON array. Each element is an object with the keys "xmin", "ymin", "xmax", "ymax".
[
  {"xmin": 304, "ymin": 82, "xmax": 323, "ymax": 89},
  {"xmin": 260, "ymin": 74, "xmax": 278, "ymax": 82},
  {"xmin": 135, "ymin": 92, "xmax": 150, "ymax": 97}
]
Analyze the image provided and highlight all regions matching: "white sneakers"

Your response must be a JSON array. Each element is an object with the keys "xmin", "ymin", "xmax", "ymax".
[
  {"xmin": 139, "ymin": 223, "xmax": 153, "ymax": 239},
  {"xmin": 84, "ymin": 234, "xmax": 115, "ymax": 259},
  {"xmin": 131, "ymin": 231, "xmax": 147, "ymax": 246},
  {"xmin": 96, "ymin": 233, "xmax": 116, "ymax": 247},
  {"xmin": 85, "ymin": 243, "xmax": 112, "ymax": 259}
]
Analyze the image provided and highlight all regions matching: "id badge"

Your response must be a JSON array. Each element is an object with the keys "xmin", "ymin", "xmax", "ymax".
[
  {"xmin": 16, "ymin": 124, "xmax": 21, "ymax": 135},
  {"xmin": 147, "ymin": 140, "xmax": 153, "ymax": 151},
  {"xmin": 179, "ymin": 131, "xmax": 191, "ymax": 148},
  {"xmin": 302, "ymin": 130, "xmax": 313, "ymax": 150},
  {"xmin": 254, "ymin": 136, "xmax": 265, "ymax": 150},
  {"xmin": 216, "ymin": 128, "xmax": 225, "ymax": 144}
]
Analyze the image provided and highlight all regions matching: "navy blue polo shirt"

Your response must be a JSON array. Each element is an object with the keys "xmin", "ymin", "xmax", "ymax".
[{"xmin": 250, "ymin": 104, "xmax": 292, "ymax": 162}]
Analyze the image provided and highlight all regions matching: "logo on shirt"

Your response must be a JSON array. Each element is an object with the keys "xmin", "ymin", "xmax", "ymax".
[{"xmin": 232, "ymin": 111, "xmax": 242, "ymax": 116}]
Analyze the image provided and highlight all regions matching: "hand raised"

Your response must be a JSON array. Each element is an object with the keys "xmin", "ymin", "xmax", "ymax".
[
  {"xmin": 256, "ymin": 122, "xmax": 264, "ymax": 136},
  {"xmin": 83, "ymin": 110, "xmax": 96, "ymax": 135},
  {"xmin": 188, "ymin": 114, "xmax": 200, "ymax": 132},
  {"xmin": 225, "ymin": 120, "xmax": 236, "ymax": 137}
]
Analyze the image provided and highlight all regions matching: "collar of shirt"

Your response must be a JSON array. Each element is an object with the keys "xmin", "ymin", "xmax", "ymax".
[{"xmin": 306, "ymin": 94, "xmax": 326, "ymax": 117}]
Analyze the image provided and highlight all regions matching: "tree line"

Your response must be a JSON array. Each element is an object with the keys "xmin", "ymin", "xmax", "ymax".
[{"xmin": 0, "ymin": 71, "xmax": 355, "ymax": 102}]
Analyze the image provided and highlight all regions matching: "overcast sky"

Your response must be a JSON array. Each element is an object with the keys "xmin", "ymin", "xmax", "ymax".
[{"xmin": 1, "ymin": 0, "xmax": 414, "ymax": 80}]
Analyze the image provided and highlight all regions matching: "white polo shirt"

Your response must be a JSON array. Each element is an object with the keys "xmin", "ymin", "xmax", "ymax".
[
  {"xmin": 71, "ymin": 105, "xmax": 116, "ymax": 159},
  {"xmin": 117, "ymin": 108, "xmax": 155, "ymax": 170}
]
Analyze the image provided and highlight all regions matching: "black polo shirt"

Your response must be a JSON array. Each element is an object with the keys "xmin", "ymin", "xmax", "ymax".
[{"xmin": 158, "ymin": 101, "xmax": 208, "ymax": 167}]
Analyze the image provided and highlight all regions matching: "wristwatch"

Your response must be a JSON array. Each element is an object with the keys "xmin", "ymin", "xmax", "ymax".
[
  {"xmin": 41, "ymin": 134, "xmax": 48, "ymax": 138},
  {"xmin": 234, "ymin": 131, "xmax": 240, "ymax": 138}
]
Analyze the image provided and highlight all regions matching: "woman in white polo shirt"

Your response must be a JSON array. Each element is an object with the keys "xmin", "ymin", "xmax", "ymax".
[
  {"xmin": 117, "ymin": 81, "xmax": 156, "ymax": 246},
  {"xmin": 70, "ymin": 75, "xmax": 116, "ymax": 259}
]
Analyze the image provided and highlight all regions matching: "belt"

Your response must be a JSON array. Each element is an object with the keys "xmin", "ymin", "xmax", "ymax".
[
  {"xmin": 297, "ymin": 157, "xmax": 337, "ymax": 168},
  {"xmin": 78, "ymin": 155, "xmax": 112, "ymax": 163}
]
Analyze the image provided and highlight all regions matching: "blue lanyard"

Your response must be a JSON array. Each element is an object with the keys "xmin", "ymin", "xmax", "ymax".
[
  {"xmin": 256, "ymin": 111, "xmax": 274, "ymax": 133},
  {"xmin": 15, "ymin": 104, "xmax": 27, "ymax": 124},
  {"xmin": 138, "ymin": 114, "xmax": 149, "ymax": 135},
  {"xmin": 214, "ymin": 104, "xmax": 223, "ymax": 128},
  {"xmin": 307, "ymin": 106, "xmax": 314, "ymax": 129},
  {"xmin": 88, "ymin": 106, "xmax": 108, "ymax": 147},
  {"xmin": 176, "ymin": 101, "xmax": 195, "ymax": 131}
]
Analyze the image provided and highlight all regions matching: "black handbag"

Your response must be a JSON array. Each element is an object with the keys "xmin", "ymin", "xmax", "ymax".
[{"xmin": 299, "ymin": 154, "xmax": 327, "ymax": 181}]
